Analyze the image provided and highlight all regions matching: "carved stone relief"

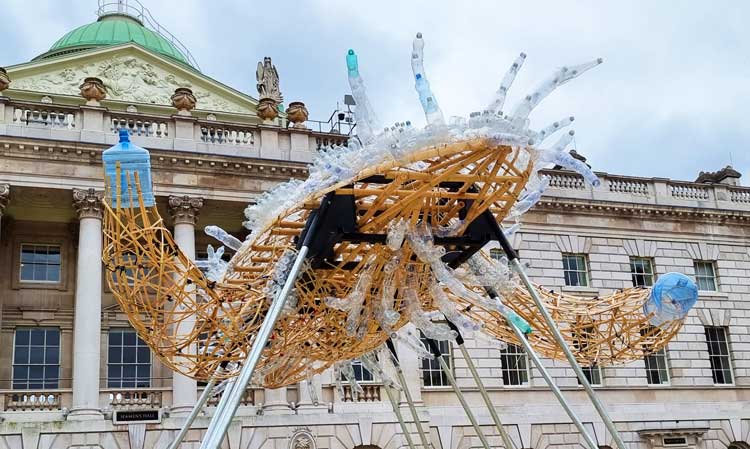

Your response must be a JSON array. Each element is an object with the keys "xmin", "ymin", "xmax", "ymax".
[
  {"xmin": 289, "ymin": 428, "xmax": 317, "ymax": 449},
  {"xmin": 12, "ymin": 54, "xmax": 252, "ymax": 113}
]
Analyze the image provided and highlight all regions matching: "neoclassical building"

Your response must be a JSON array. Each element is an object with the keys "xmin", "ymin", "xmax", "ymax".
[{"xmin": 0, "ymin": 3, "xmax": 748, "ymax": 449}]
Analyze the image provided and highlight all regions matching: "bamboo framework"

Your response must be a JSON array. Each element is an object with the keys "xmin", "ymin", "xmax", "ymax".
[{"xmin": 103, "ymin": 137, "xmax": 687, "ymax": 388}]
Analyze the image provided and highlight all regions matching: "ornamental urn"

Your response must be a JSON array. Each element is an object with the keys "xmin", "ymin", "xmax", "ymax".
[
  {"xmin": 0, "ymin": 67, "xmax": 10, "ymax": 93},
  {"xmin": 79, "ymin": 77, "xmax": 107, "ymax": 105},
  {"xmin": 171, "ymin": 87, "xmax": 197, "ymax": 115},
  {"xmin": 257, "ymin": 97, "xmax": 279, "ymax": 122},
  {"xmin": 286, "ymin": 101, "xmax": 309, "ymax": 129}
]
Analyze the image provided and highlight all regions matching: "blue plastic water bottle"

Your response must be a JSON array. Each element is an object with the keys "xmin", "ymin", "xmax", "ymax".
[
  {"xmin": 102, "ymin": 129, "xmax": 155, "ymax": 208},
  {"xmin": 643, "ymin": 272, "xmax": 698, "ymax": 326}
]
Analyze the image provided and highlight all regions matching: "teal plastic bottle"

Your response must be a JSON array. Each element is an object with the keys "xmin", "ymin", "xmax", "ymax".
[{"xmin": 102, "ymin": 129, "xmax": 155, "ymax": 208}]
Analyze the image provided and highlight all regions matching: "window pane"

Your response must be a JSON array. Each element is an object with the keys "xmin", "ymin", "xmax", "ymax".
[
  {"xmin": 14, "ymin": 347, "xmax": 29, "ymax": 364},
  {"xmin": 45, "ymin": 347, "xmax": 59, "ymax": 364},
  {"xmin": 46, "ymin": 330, "xmax": 59, "ymax": 346},
  {"xmin": 137, "ymin": 346, "xmax": 150, "ymax": 363},
  {"xmin": 123, "ymin": 331, "xmax": 137, "ymax": 346},
  {"xmin": 29, "ymin": 348, "xmax": 45, "ymax": 364},
  {"xmin": 563, "ymin": 254, "xmax": 588, "ymax": 287},
  {"xmin": 110, "ymin": 331, "xmax": 122, "ymax": 346},
  {"xmin": 30, "ymin": 329, "xmax": 45, "ymax": 345}
]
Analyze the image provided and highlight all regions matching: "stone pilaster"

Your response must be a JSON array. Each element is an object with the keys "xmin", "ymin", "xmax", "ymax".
[
  {"xmin": 263, "ymin": 386, "xmax": 293, "ymax": 415},
  {"xmin": 70, "ymin": 188, "xmax": 104, "ymax": 420},
  {"xmin": 167, "ymin": 195, "xmax": 203, "ymax": 415}
]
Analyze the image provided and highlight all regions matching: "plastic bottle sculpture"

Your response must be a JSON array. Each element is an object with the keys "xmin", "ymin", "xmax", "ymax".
[{"xmin": 101, "ymin": 34, "xmax": 698, "ymax": 388}]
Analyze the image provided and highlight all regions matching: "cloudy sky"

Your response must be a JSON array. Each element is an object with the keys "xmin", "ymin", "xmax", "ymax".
[{"xmin": 3, "ymin": 1, "xmax": 749, "ymax": 181}]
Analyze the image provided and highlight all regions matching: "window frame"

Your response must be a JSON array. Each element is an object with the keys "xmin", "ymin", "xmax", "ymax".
[
  {"xmin": 693, "ymin": 260, "xmax": 718, "ymax": 292},
  {"xmin": 107, "ymin": 328, "xmax": 152, "ymax": 389},
  {"xmin": 644, "ymin": 347, "xmax": 671, "ymax": 385},
  {"xmin": 419, "ymin": 334, "xmax": 453, "ymax": 388},
  {"xmin": 704, "ymin": 326, "xmax": 733, "ymax": 385},
  {"xmin": 562, "ymin": 253, "xmax": 590, "ymax": 287},
  {"xmin": 630, "ymin": 257, "xmax": 656, "ymax": 287},
  {"xmin": 578, "ymin": 365, "xmax": 603, "ymax": 386},
  {"xmin": 12, "ymin": 327, "xmax": 61, "ymax": 390},
  {"xmin": 18, "ymin": 243, "xmax": 63, "ymax": 284},
  {"xmin": 499, "ymin": 343, "xmax": 530, "ymax": 387}
]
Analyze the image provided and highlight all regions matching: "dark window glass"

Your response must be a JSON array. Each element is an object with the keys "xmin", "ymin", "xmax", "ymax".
[
  {"xmin": 705, "ymin": 326, "xmax": 733, "ymax": 384},
  {"xmin": 562, "ymin": 254, "xmax": 589, "ymax": 287},
  {"xmin": 107, "ymin": 329, "xmax": 151, "ymax": 388},
  {"xmin": 19, "ymin": 244, "xmax": 62, "ymax": 283},
  {"xmin": 13, "ymin": 328, "xmax": 60, "ymax": 389}
]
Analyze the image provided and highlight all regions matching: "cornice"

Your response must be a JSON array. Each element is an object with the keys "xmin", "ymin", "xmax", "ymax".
[
  {"xmin": 535, "ymin": 198, "xmax": 750, "ymax": 223},
  {"xmin": 0, "ymin": 136, "xmax": 310, "ymax": 181}
]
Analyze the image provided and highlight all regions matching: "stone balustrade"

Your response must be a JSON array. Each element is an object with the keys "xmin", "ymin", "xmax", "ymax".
[
  {"xmin": 105, "ymin": 388, "xmax": 164, "ymax": 409},
  {"xmin": 342, "ymin": 384, "xmax": 381, "ymax": 402},
  {"xmin": 541, "ymin": 169, "xmax": 750, "ymax": 212},
  {"xmin": 0, "ymin": 98, "xmax": 345, "ymax": 164},
  {"xmin": 3, "ymin": 391, "xmax": 64, "ymax": 411},
  {"xmin": 205, "ymin": 387, "xmax": 255, "ymax": 407}
]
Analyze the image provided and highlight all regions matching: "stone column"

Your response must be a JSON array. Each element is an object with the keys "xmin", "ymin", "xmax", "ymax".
[
  {"xmin": 70, "ymin": 188, "xmax": 104, "ymax": 420},
  {"xmin": 168, "ymin": 195, "xmax": 203, "ymax": 415}
]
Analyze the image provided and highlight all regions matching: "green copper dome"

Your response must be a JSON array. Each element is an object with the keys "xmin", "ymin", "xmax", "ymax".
[{"xmin": 36, "ymin": 14, "xmax": 194, "ymax": 68}]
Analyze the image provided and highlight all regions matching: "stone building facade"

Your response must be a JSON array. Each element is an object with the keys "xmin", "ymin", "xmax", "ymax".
[{"xmin": 0, "ymin": 3, "xmax": 748, "ymax": 449}]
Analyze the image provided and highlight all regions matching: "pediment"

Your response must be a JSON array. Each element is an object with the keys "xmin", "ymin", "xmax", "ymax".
[{"xmin": 6, "ymin": 44, "xmax": 258, "ymax": 116}]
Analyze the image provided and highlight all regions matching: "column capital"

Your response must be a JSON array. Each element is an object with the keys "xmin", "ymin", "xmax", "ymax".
[
  {"xmin": 72, "ymin": 188, "xmax": 104, "ymax": 220},
  {"xmin": 0, "ymin": 184, "xmax": 9, "ymax": 215},
  {"xmin": 168, "ymin": 195, "xmax": 204, "ymax": 225}
]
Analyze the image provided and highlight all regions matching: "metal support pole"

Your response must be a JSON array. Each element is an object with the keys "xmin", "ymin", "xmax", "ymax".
[
  {"xmin": 383, "ymin": 382, "xmax": 419, "ymax": 449},
  {"xmin": 200, "ymin": 198, "xmax": 329, "ymax": 449},
  {"xmin": 500, "ymin": 308, "xmax": 599, "ymax": 449},
  {"xmin": 424, "ymin": 339, "xmax": 491, "ymax": 449},
  {"xmin": 455, "ymin": 343, "xmax": 517, "ymax": 449},
  {"xmin": 199, "ymin": 246, "xmax": 309, "ymax": 449},
  {"xmin": 200, "ymin": 377, "xmax": 237, "ymax": 445},
  {"xmin": 386, "ymin": 340, "xmax": 432, "ymax": 449},
  {"xmin": 168, "ymin": 377, "xmax": 217, "ymax": 449},
  {"xmin": 495, "ymin": 230, "xmax": 627, "ymax": 449}
]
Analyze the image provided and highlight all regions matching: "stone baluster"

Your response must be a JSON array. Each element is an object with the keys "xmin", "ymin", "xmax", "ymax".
[
  {"xmin": 167, "ymin": 195, "xmax": 203, "ymax": 415},
  {"xmin": 70, "ymin": 188, "xmax": 105, "ymax": 420}
]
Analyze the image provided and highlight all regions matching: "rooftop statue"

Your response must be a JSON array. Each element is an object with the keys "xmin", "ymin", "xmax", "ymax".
[{"xmin": 256, "ymin": 56, "xmax": 283, "ymax": 104}]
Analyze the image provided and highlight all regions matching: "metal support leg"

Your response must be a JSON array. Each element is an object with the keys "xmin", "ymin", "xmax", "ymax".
[
  {"xmin": 495, "ymin": 230, "xmax": 627, "ymax": 449},
  {"xmin": 386, "ymin": 340, "xmax": 431, "ymax": 449},
  {"xmin": 424, "ymin": 339, "xmax": 491, "ymax": 449},
  {"xmin": 168, "ymin": 377, "xmax": 217, "ymax": 449},
  {"xmin": 200, "ymin": 377, "xmax": 237, "ymax": 445},
  {"xmin": 455, "ymin": 343, "xmax": 517, "ymax": 449},
  {"xmin": 383, "ymin": 382, "xmax": 419, "ymax": 449},
  {"xmin": 499, "ymin": 307, "xmax": 599, "ymax": 449},
  {"xmin": 199, "ymin": 245, "xmax": 310, "ymax": 449}
]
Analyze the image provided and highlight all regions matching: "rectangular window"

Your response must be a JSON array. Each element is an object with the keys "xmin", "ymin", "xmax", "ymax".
[
  {"xmin": 704, "ymin": 326, "xmax": 733, "ymax": 384},
  {"xmin": 578, "ymin": 365, "xmax": 602, "ymax": 386},
  {"xmin": 500, "ymin": 343, "xmax": 529, "ymax": 386},
  {"xmin": 644, "ymin": 348, "xmax": 670, "ymax": 385},
  {"xmin": 630, "ymin": 257, "xmax": 655, "ymax": 287},
  {"xmin": 19, "ymin": 244, "xmax": 61, "ymax": 283},
  {"xmin": 13, "ymin": 328, "xmax": 60, "ymax": 389},
  {"xmin": 420, "ymin": 334, "xmax": 452, "ymax": 387},
  {"xmin": 694, "ymin": 261, "xmax": 717, "ymax": 291},
  {"xmin": 641, "ymin": 327, "xmax": 670, "ymax": 385},
  {"xmin": 562, "ymin": 254, "xmax": 589, "ymax": 287},
  {"xmin": 350, "ymin": 359, "xmax": 374, "ymax": 382},
  {"xmin": 107, "ymin": 329, "xmax": 151, "ymax": 388}
]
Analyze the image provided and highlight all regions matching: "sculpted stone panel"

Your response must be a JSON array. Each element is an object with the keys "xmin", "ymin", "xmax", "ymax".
[{"xmin": 12, "ymin": 54, "xmax": 251, "ymax": 114}]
